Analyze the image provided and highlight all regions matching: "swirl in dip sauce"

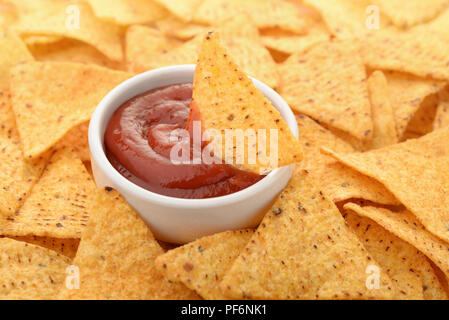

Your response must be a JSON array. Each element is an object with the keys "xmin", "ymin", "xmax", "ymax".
[{"xmin": 104, "ymin": 83, "xmax": 263, "ymax": 199}]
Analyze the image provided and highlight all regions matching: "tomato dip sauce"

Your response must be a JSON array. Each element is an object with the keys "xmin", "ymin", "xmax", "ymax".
[{"xmin": 104, "ymin": 83, "xmax": 263, "ymax": 199}]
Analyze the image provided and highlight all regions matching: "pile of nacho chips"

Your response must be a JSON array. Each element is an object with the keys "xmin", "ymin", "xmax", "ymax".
[{"xmin": 1, "ymin": 0, "xmax": 449, "ymax": 300}]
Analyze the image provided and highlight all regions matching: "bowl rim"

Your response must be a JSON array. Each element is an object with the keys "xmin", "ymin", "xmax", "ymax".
[{"xmin": 89, "ymin": 64, "xmax": 298, "ymax": 209}]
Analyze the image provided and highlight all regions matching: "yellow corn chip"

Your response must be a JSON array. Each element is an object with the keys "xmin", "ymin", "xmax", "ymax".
[
  {"xmin": 4, "ymin": 235, "xmax": 79, "ymax": 259},
  {"xmin": 10, "ymin": 61, "xmax": 131, "ymax": 159},
  {"xmin": 360, "ymin": 29, "xmax": 449, "ymax": 81},
  {"xmin": 279, "ymin": 41, "xmax": 373, "ymax": 141},
  {"xmin": 29, "ymin": 39, "xmax": 123, "ymax": 70},
  {"xmin": 384, "ymin": 71, "xmax": 444, "ymax": 137},
  {"xmin": 193, "ymin": 32, "xmax": 301, "ymax": 173},
  {"xmin": 193, "ymin": 0, "xmax": 308, "ymax": 34},
  {"xmin": 372, "ymin": 0, "xmax": 449, "ymax": 28},
  {"xmin": 59, "ymin": 188, "xmax": 199, "ymax": 300},
  {"xmin": 58, "ymin": 121, "xmax": 90, "ymax": 161},
  {"xmin": 0, "ymin": 148, "xmax": 96, "ymax": 238},
  {"xmin": 87, "ymin": 0, "xmax": 167, "ymax": 25},
  {"xmin": 0, "ymin": 237, "xmax": 70, "ymax": 300},
  {"xmin": 344, "ymin": 211, "xmax": 425, "ymax": 300},
  {"xmin": 0, "ymin": 1, "xmax": 16, "ymax": 27},
  {"xmin": 344, "ymin": 204, "xmax": 449, "ymax": 281},
  {"xmin": 434, "ymin": 87, "xmax": 449, "ymax": 129},
  {"xmin": 154, "ymin": 0, "xmax": 203, "ymax": 22},
  {"xmin": 220, "ymin": 169, "xmax": 393, "ymax": 299},
  {"xmin": 324, "ymin": 127, "xmax": 449, "ymax": 243},
  {"xmin": 14, "ymin": 2, "xmax": 123, "ymax": 61},
  {"xmin": 156, "ymin": 229, "xmax": 253, "ymax": 300},
  {"xmin": 367, "ymin": 71, "xmax": 398, "ymax": 149},
  {"xmin": 297, "ymin": 115, "xmax": 399, "ymax": 205},
  {"xmin": 0, "ymin": 30, "xmax": 33, "ymax": 90},
  {"xmin": 304, "ymin": 0, "xmax": 393, "ymax": 39}
]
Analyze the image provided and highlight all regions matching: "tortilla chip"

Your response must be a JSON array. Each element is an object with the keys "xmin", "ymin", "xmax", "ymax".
[
  {"xmin": 4, "ymin": 235, "xmax": 79, "ymax": 259},
  {"xmin": 156, "ymin": 229, "xmax": 253, "ymax": 299},
  {"xmin": 367, "ymin": 71, "xmax": 398, "ymax": 149},
  {"xmin": 0, "ymin": 237, "xmax": 70, "ymax": 300},
  {"xmin": 0, "ymin": 91, "xmax": 49, "ymax": 218},
  {"xmin": 29, "ymin": 38, "xmax": 123, "ymax": 70},
  {"xmin": 279, "ymin": 41, "xmax": 373, "ymax": 141},
  {"xmin": 87, "ymin": 0, "xmax": 167, "ymax": 25},
  {"xmin": 193, "ymin": 32, "xmax": 301, "ymax": 173},
  {"xmin": 0, "ymin": 30, "xmax": 33, "ymax": 90},
  {"xmin": 154, "ymin": 0, "xmax": 203, "ymax": 22},
  {"xmin": 155, "ymin": 17, "xmax": 208, "ymax": 40},
  {"xmin": 58, "ymin": 121, "xmax": 90, "ymax": 161},
  {"xmin": 434, "ymin": 87, "xmax": 449, "ymax": 129},
  {"xmin": 344, "ymin": 204, "xmax": 449, "ymax": 282},
  {"xmin": 193, "ymin": 0, "xmax": 308, "ymax": 34},
  {"xmin": 324, "ymin": 127, "xmax": 449, "ymax": 243},
  {"xmin": 59, "ymin": 188, "xmax": 199, "ymax": 300},
  {"xmin": 404, "ymin": 93, "xmax": 440, "ymax": 137},
  {"xmin": 303, "ymin": 0, "xmax": 393, "ymax": 39},
  {"xmin": 344, "ymin": 211, "xmax": 426, "ymax": 299},
  {"xmin": 10, "ymin": 61, "xmax": 131, "ymax": 159},
  {"xmin": 297, "ymin": 115, "xmax": 399, "ymax": 205},
  {"xmin": 384, "ymin": 71, "xmax": 444, "ymax": 137},
  {"xmin": 220, "ymin": 169, "xmax": 393, "ymax": 299},
  {"xmin": 0, "ymin": 148, "xmax": 96, "ymax": 239},
  {"xmin": 372, "ymin": 0, "xmax": 449, "ymax": 28},
  {"xmin": 360, "ymin": 29, "xmax": 449, "ymax": 81},
  {"xmin": 13, "ymin": 2, "xmax": 123, "ymax": 61}
]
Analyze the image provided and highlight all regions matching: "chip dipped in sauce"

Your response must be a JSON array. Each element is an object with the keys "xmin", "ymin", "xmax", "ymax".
[{"xmin": 104, "ymin": 83, "xmax": 263, "ymax": 199}]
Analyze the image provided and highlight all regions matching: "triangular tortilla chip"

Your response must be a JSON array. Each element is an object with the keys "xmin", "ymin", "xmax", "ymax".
[
  {"xmin": 155, "ymin": 17, "xmax": 207, "ymax": 40},
  {"xmin": 193, "ymin": 0, "xmax": 309, "ymax": 33},
  {"xmin": 0, "ymin": 238, "xmax": 70, "ymax": 299},
  {"xmin": 417, "ymin": 259, "xmax": 448, "ymax": 300},
  {"xmin": 384, "ymin": 71, "xmax": 444, "ymax": 137},
  {"xmin": 434, "ymin": 87, "xmax": 449, "ymax": 130},
  {"xmin": 13, "ymin": 2, "xmax": 123, "ymax": 61},
  {"xmin": 367, "ymin": 71, "xmax": 398, "ymax": 149},
  {"xmin": 220, "ymin": 169, "xmax": 394, "ymax": 300},
  {"xmin": 344, "ymin": 211, "xmax": 426, "ymax": 300},
  {"xmin": 404, "ymin": 93, "xmax": 440, "ymax": 137},
  {"xmin": 156, "ymin": 229, "xmax": 253, "ymax": 300},
  {"xmin": 4, "ymin": 235, "xmax": 79, "ymax": 259},
  {"xmin": 279, "ymin": 41, "xmax": 373, "ymax": 141},
  {"xmin": 297, "ymin": 115, "xmax": 399, "ymax": 205},
  {"xmin": 58, "ymin": 121, "xmax": 90, "ymax": 161},
  {"xmin": 360, "ymin": 29, "xmax": 449, "ymax": 81},
  {"xmin": 87, "ymin": 0, "xmax": 167, "ymax": 25},
  {"xmin": 372, "ymin": 0, "xmax": 449, "ymax": 28},
  {"xmin": 58, "ymin": 188, "xmax": 199, "ymax": 300},
  {"xmin": 193, "ymin": 32, "xmax": 301, "ymax": 173},
  {"xmin": 324, "ymin": 127, "xmax": 449, "ymax": 243},
  {"xmin": 344, "ymin": 204, "xmax": 449, "ymax": 282},
  {"xmin": 154, "ymin": 0, "xmax": 203, "ymax": 22},
  {"xmin": 9, "ymin": 61, "xmax": 131, "ymax": 159},
  {"xmin": 0, "ymin": 148, "xmax": 97, "ymax": 238}
]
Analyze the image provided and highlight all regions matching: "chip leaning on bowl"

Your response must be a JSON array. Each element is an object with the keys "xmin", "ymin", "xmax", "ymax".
[{"xmin": 0, "ymin": 0, "xmax": 448, "ymax": 300}]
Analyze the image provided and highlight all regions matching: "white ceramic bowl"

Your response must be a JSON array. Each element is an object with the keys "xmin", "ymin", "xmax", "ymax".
[{"xmin": 89, "ymin": 65, "xmax": 298, "ymax": 243}]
